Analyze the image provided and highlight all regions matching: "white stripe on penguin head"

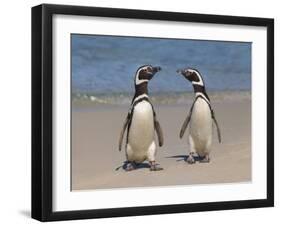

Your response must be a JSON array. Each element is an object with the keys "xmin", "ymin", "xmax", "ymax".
[
  {"xmin": 135, "ymin": 66, "xmax": 149, "ymax": 85},
  {"xmin": 188, "ymin": 69, "xmax": 204, "ymax": 86}
]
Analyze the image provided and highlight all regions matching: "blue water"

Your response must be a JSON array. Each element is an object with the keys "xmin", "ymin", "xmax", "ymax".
[{"xmin": 72, "ymin": 34, "xmax": 251, "ymax": 94}]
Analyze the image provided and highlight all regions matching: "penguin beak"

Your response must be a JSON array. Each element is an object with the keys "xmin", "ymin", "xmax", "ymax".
[
  {"xmin": 152, "ymin": 66, "xmax": 161, "ymax": 73},
  {"xmin": 177, "ymin": 69, "xmax": 191, "ymax": 78},
  {"xmin": 176, "ymin": 69, "xmax": 184, "ymax": 75}
]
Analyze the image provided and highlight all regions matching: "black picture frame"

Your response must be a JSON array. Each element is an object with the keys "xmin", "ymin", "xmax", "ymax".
[{"xmin": 32, "ymin": 3, "xmax": 274, "ymax": 222}]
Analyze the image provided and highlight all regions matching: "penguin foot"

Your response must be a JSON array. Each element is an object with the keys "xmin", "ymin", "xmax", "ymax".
[
  {"xmin": 199, "ymin": 155, "xmax": 210, "ymax": 163},
  {"xmin": 186, "ymin": 154, "xmax": 195, "ymax": 164},
  {"xmin": 125, "ymin": 162, "xmax": 136, "ymax": 171},
  {"xmin": 149, "ymin": 161, "xmax": 163, "ymax": 171}
]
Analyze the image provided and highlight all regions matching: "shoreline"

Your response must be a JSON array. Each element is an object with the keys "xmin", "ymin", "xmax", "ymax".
[{"xmin": 72, "ymin": 90, "xmax": 251, "ymax": 110}]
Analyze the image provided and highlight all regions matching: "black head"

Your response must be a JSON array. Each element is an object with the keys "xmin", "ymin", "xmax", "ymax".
[
  {"xmin": 135, "ymin": 65, "xmax": 161, "ymax": 86},
  {"xmin": 176, "ymin": 68, "xmax": 204, "ymax": 87},
  {"xmin": 177, "ymin": 68, "xmax": 209, "ymax": 100}
]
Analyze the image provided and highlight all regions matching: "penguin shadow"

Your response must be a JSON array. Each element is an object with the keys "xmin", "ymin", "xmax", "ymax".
[
  {"xmin": 115, "ymin": 161, "xmax": 151, "ymax": 171},
  {"xmin": 166, "ymin": 154, "xmax": 203, "ymax": 163}
]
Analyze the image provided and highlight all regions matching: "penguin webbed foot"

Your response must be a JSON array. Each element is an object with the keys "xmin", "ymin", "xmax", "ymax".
[
  {"xmin": 185, "ymin": 153, "xmax": 196, "ymax": 164},
  {"xmin": 199, "ymin": 155, "xmax": 210, "ymax": 163},
  {"xmin": 124, "ymin": 161, "xmax": 137, "ymax": 171},
  {"xmin": 149, "ymin": 161, "xmax": 163, "ymax": 171}
]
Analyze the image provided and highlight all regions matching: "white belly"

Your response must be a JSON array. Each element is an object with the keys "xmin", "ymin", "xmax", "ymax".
[
  {"xmin": 189, "ymin": 98, "xmax": 212, "ymax": 153},
  {"xmin": 127, "ymin": 101, "xmax": 155, "ymax": 161}
]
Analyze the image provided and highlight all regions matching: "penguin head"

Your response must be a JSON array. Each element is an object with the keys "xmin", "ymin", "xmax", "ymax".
[
  {"xmin": 135, "ymin": 65, "xmax": 161, "ymax": 85},
  {"xmin": 177, "ymin": 68, "xmax": 204, "ymax": 87}
]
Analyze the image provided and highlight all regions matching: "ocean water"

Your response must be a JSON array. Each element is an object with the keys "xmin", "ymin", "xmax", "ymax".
[{"xmin": 71, "ymin": 34, "xmax": 251, "ymax": 104}]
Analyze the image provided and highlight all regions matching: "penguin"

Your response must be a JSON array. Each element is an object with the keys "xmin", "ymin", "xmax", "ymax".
[
  {"xmin": 177, "ymin": 68, "xmax": 221, "ymax": 163},
  {"xmin": 118, "ymin": 65, "xmax": 164, "ymax": 171}
]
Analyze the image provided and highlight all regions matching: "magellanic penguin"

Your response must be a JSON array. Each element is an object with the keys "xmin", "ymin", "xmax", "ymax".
[
  {"xmin": 177, "ymin": 68, "xmax": 221, "ymax": 163},
  {"xmin": 118, "ymin": 65, "xmax": 164, "ymax": 171}
]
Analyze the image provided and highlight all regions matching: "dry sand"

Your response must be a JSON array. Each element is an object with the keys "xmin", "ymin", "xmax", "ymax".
[{"xmin": 71, "ymin": 100, "xmax": 251, "ymax": 190}]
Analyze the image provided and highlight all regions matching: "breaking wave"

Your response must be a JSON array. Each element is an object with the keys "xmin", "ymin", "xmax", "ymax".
[{"xmin": 72, "ymin": 90, "xmax": 251, "ymax": 106}]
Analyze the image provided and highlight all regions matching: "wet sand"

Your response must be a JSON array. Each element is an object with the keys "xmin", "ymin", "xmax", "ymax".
[{"xmin": 71, "ymin": 100, "xmax": 251, "ymax": 190}]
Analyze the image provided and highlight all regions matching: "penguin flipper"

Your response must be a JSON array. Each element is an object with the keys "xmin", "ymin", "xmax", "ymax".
[
  {"xmin": 154, "ymin": 118, "xmax": 164, "ymax": 147},
  {"xmin": 118, "ymin": 113, "xmax": 130, "ymax": 151},
  {"xmin": 211, "ymin": 110, "xmax": 222, "ymax": 143},
  {"xmin": 180, "ymin": 112, "xmax": 191, "ymax": 139}
]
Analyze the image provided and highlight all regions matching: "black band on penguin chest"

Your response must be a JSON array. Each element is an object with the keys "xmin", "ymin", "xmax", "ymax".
[
  {"xmin": 193, "ymin": 85, "xmax": 210, "ymax": 101},
  {"xmin": 133, "ymin": 97, "xmax": 150, "ymax": 108}
]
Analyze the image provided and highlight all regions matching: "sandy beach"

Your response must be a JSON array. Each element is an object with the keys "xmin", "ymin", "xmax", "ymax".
[{"xmin": 71, "ymin": 98, "xmax": 251, "ymax": 190}]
